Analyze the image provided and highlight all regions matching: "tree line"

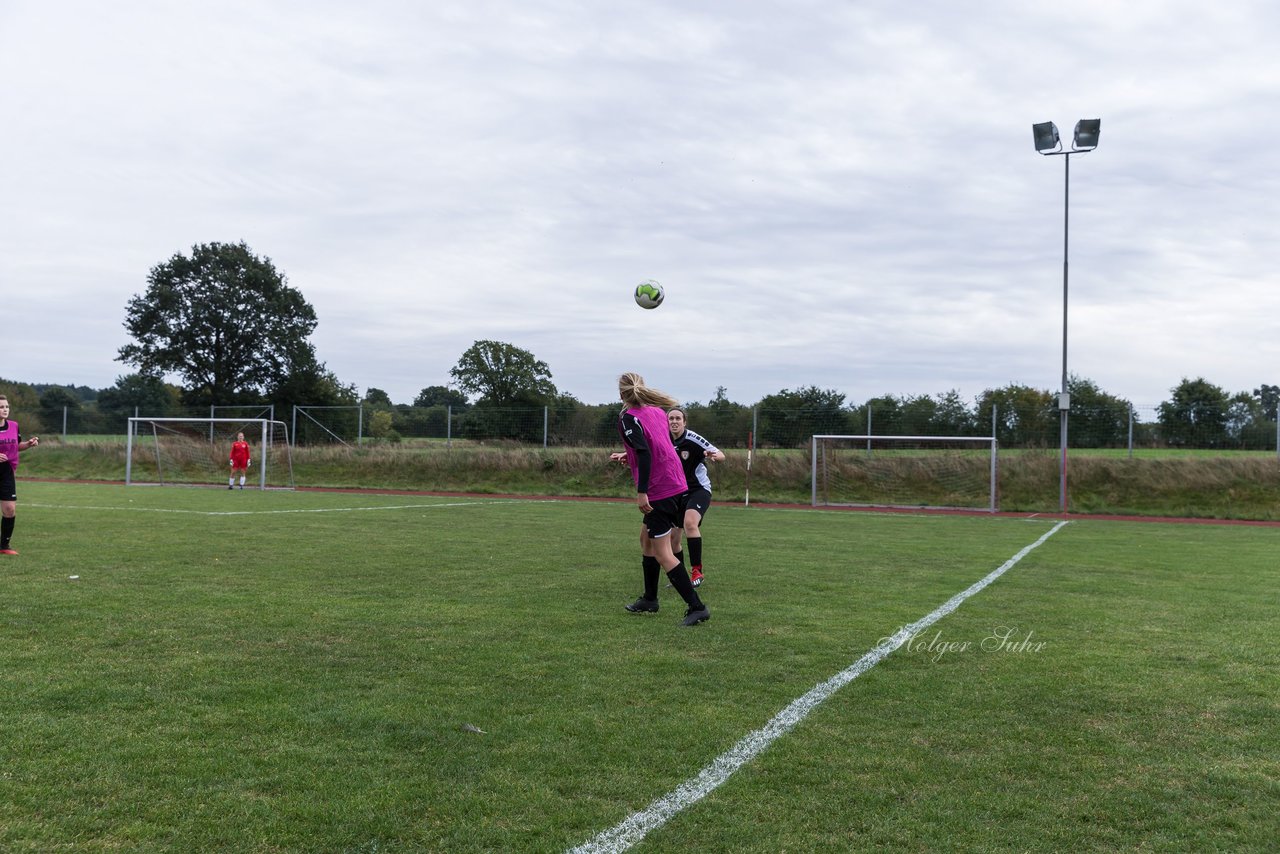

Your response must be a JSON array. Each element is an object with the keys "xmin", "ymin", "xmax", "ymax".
[
  {"xmin": 6, "ymin": 372, "xmax": 1277, "ymax": 451},
  {"xmin": 2, "ymin": 241, "xmax": 1277, "ymax": 450}
]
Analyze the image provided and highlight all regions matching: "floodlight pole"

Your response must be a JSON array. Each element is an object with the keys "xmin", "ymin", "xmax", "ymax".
[
  {"xmin": 1034, "ymin": 119, "xmax": 1099, "ymax": 514},
  {"xmin": 1059, "ymin": 151, "xmax": 1070, "ymax": 514}
]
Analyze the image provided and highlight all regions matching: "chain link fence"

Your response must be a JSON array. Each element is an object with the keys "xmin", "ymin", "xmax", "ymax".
[{"xmin": 29, "ymin": 400, "xmax": 1280, "ymax": 454}]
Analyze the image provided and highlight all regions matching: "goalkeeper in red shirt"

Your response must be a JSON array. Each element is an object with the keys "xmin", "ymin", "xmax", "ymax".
[{"xmin": 229, "ymin": 433, "xmax": 251, "ymax": 489}]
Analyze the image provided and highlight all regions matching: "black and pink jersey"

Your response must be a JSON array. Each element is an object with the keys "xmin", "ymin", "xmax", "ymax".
[
  {"xmin": 618, "ymin": 406, "xmax": 686, "ymax": 501},
  {"xmin": 0, "ymin": 420, "xmax": 20, "ymax": 471}
]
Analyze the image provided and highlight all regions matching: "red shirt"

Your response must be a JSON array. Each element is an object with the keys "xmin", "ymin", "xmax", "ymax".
[{"xmin": 229, "ymin": 440, "xmax": 251, "ymax": 467}]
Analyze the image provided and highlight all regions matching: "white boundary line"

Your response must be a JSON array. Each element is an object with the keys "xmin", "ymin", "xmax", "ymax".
[
  {"xmin": 567, "ymin": 519, "xmax": 1070, "ymax": 854},
  {"xmin": 25, "ymin": 500, "xmax": 518, "ymax": 517}
]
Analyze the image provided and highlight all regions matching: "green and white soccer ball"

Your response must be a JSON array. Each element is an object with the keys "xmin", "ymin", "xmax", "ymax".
[{"xmin": 634, "ymin": 279, "xmax": 664, "ymax": 310}]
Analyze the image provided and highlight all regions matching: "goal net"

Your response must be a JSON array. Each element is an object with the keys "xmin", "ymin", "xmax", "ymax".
[
  {"xmin": 126, "ymin": 418, "xmax": 295, "ymax": 489},
  {"xmin": 811, "ymin": 434, "xmax": 998, "ymax": 512}
]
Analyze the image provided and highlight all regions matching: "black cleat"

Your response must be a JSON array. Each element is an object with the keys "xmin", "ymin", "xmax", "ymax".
[
  {"xmin": 625, "ymin": 597, "xmax": 659, "ymax": 614},
  {"xmin": 681, "ymin": 606, "xmax": 710, "ymax": 627}
]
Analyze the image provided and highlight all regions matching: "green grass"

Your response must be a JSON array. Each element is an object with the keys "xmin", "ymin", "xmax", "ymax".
[
  {"xmin": 22, "ymin": 439, "xmax": 1280, "ymax": 519},
  {"xmin": 2, "ymin": 482, "xmax": 1276, "ymax": 851}
]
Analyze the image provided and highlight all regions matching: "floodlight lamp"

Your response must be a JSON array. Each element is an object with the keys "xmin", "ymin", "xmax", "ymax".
[
  {"xmin": 1032, "ymin": 121, "xmax": 1060, "ymax": 153},
  {"xmin": 1073, "ymin": 118, "xmax": 1101, "ymax": 150}
]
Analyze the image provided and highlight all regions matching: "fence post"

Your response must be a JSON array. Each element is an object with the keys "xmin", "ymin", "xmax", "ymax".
[
  {"xmin": 544, "ymin": 406, "xmax": 549, "ymax": 450},
  {"xmin": 811, "ymin": 435, "xmax": 818, "ymax": 506},
  {"xmin": 446, "ymin": 405, "xmax": 452, "ymax": 449},
  {"xmin": 125, "ymin": 416, "xmax": 134, "ymax": 485},
  {"xmin": 62, "ymin": 405, "xmax": 68, "ymax": 439},
  {"xmin": 357, "ymin": 404, "xmax": 364, "ymax": 446},
  {"xmin": 1128, "ymin": 405, "xmax": 1134, "ymax": 459},
  {"xmin": 866, "ymin": 404, "xmax": 872, "ymax": 456}
]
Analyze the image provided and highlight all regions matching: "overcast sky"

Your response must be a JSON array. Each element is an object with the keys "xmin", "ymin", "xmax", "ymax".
[{"xmin": 3, "ymin": 0, "xmax": 1277, "ymax": 410}]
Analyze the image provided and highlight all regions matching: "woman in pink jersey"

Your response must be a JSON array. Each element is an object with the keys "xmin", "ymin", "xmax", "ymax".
[
  {"xmin": 614, "ymin": 373, "xmax": 709, "ymax": 626},
  {"xmin": 0, "ymin": 394, "xmax": 41, "ymax": 555}
]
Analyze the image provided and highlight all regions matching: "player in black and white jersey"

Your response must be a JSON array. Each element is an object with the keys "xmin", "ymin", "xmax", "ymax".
[{"xmin": 667, "ymin": 407, "xmax": 725, "ymax": 587}]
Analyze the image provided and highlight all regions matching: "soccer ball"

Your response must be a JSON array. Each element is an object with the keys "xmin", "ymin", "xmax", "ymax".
[{"xmin": 634, "ymin": 279, "xmax": 664, "ymax": 310}]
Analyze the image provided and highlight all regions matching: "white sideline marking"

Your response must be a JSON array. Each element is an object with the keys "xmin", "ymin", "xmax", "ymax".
[
  {"xmin": 567, "ymin": 520, "xmax": 1070, "ymax": 854},
  {"xmin": 27, "ymin": 500, "xmax": 513, "ymax": 516}
]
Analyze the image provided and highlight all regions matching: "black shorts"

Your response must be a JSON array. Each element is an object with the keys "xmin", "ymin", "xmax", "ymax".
[
  {"xmin": 681, "ymin": 488, "xmax": 712, "ymax": 521},
  {"xmin": 0, "ymin": 466, "xmax": 16, "ymax": 502},
  {"xmin": 643, "ymin": 494, "xmax": 687, "ymax": 539}
]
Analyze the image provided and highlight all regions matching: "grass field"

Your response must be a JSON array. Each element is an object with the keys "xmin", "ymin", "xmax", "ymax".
[
  {"xmin": 24, "ymin": 438, "xmax": 1280, "ymax": 519},
  {"xmin": 2, "ymin": 482, "xmax": 1277, "ymax": 852}
]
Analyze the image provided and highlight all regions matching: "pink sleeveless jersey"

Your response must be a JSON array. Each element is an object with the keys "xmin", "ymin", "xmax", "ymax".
[
  {"xmin": 0, "ymin": 420, "xmax": 19, "ymax": 471},
  {"xmin": 620, "ymin": 405, "xmax": 687, "ymax": 502}
]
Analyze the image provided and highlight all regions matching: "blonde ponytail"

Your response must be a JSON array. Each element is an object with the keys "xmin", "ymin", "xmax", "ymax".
[{"xmin": 618, "ymin": 372, "xmax": 678, "ymax": 409}]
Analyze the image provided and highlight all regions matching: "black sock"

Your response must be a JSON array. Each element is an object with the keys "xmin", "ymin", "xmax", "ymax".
[
  {"xmin": 642, "ymin": 556, "xmax": 661, "ymax": 600},
  {"xmin": 673, "ymin": 550, "xmax": 685, "ymax": 570},
  {"xmin": 665, "ymin": 565, "xmax": 704, "ymax": 610},
  {"xmin": 1, "ymin": 515, "xmax": 13, "ymax": 549},
  {"xmin": 689, "ymin": 536, "xmax": 702, "ymax": 568}
]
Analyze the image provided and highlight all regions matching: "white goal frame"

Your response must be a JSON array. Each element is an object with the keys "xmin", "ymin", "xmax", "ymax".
[
  {"xmin": 811, "ymin": 434, "xmax": 998, "ymax": 512},
  {"xmin": 125, "ymin": 417, "xmax": 295, "ymax": 489}
]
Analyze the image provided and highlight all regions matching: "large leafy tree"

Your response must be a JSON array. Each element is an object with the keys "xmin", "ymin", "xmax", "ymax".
[
  {"xmin": 117, "ymin": 241, "xmax": 319, "ymax": 404},
  {"xmin": 449, "ymin": 340, "xmax": 556, "ymax": 407},
  {"xmin": 1157, "ymin": 377, "xmax": 1230, "ymax": 448}
]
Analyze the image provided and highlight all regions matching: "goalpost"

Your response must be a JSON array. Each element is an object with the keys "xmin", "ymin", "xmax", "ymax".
[
  {"xmin": 126, "ymin": 418, "xmax": 295, "ymax": 489},
  {"xmin": 811, "ymin": 434, "xmax": 998, "ymax": 512}
]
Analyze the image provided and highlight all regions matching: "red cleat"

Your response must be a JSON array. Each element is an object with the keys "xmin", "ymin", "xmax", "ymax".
[{"xmin": 690, "ymin": 566, "xmax": 703, "ymax": 587}]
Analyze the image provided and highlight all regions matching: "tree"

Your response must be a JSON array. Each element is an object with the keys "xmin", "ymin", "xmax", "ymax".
[
  {"xmin": 975, "ymin": 384, "xmax": 1055, "ymax": 447},
  {"xmin": 0, "ymin": 380, "xmax": 43, "ymax": 433},
  {"xmin": 1224, "ymin": 392, "xmax": 1267, "ymax": 448},
  {"xmin": 97, "ymin": 373, "xmax": 181, "ymax": 419},
  {"xmin": 1253, "ymin": 384, "xmax": 1279, "ymax": 421},
  {"xmin": 932, "ymin": 390, "xmax": 978, "ymax": 435},
  {"xmin": 366, "ymin": 409, "xmax": 398, "ymax": 441},
  {"xmin": 1066, "ymin": 377, "xmax": 1131, "ymax": 448},
  {"xmin": 849, "ymin": 395, "xmax": 901, "ymax": 435},
  {"xmin": 269, "ymin": 361, "xmax": 358, "ymax": 413},
  {"xmin": 363, "ymin": 388, "xmax": 393, "ymax": 408},
  {"xmin": 449, "ymin": 340, "xmax": 556, "ymax": 407},
  {"xmin": 414, "ymin": 385, "xmax": 469, "ymax": 409},
  {"xmin": 895, "ymin": 394, "xmax": 935, "ymax": 435},
  {"xmin": 1157, "ymin": 377, "xmax": 1229, "ymax": 448},
  {"xmin": 682, "ymin": 387, "xmax": 751, "ymax": 448},
  {"xmin": 39, "ymin": 387, "xmax": 82, "ymax": 418},
  {"xmin": 118, "ymin": 241, "xmax": 319, "ymax": 404},
  {"xmin": 756, "ymin": 386, "xmax": 847, "ymax": 447}
]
